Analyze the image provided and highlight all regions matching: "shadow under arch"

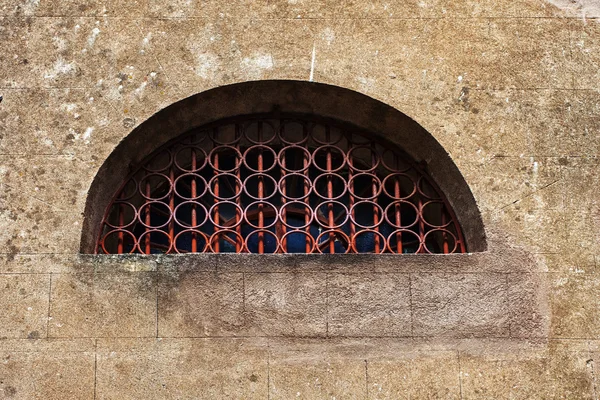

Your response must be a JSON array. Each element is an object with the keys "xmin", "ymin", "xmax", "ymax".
[{"xmin": 80, "ymin": 80, "xmax": 486, "ymax": 253}]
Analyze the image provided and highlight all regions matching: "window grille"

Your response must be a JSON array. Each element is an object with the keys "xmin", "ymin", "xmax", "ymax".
[{"xmin": 97, "ymin": 114, "xmax": 466, "ymax": 254}]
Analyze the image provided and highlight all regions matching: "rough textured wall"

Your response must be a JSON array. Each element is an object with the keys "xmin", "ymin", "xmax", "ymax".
[{"xmin": 0, "ymin": 0, "xmax": 599, "ymax": 398}]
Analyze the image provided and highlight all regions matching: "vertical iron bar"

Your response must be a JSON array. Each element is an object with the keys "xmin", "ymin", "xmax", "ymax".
[
  {"xmin": 235, "ymin": 124, "xmax": 242, "ymax": 252},
  {"xmin": 168, "ymin": 159, "xmax": 175, "ymax": 254},
  {"xmin": 145, "ymin": 180, "xmax": 151, "ymax": 254},
  {"xmin": 213, "ymin": 127, "xmax": 220, "ymax": 253},
  {"xmin": 280, "ymin": 142, "xmax": 287, "ymax": 253},
  {"xmin": 191, "ymin": 148, "xmax": 198, "ymax": 252},
  {"xmin": 348, "ymin": 144, "xmax": 356, "ymax": 253},
  {"xmin": 258, "ymin": 122, "xmax": 264, "ymax": 254},
  {"xmin": 326, "ymin": 127, "xmax": 335, "ymax": 254},
  {"xmin": 371, "ymin": 146, "xmax": 380, "ymax": 253},
  {"xmin": 304, "ymin": 124, "xmax": 311, "ymax": 253},
  {"xmin": 394, "ymin": 166, "xmax": 402, "ymax": 253},
  {"xmin": 418, "ymin": 194, "xmax": 425, "ymax": 254},
  {"xmin": 442, "ymin": 212, "xmax": 449, "ymax": 254},
  {"xmin": 117, "ymin": 201, "xmax": 124, "ymax": 254}
]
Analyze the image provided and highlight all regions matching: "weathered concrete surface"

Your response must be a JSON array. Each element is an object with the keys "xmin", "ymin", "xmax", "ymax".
[{"xmin": 0, "ymin": 0, "xmax": 599, "ymax": 397}]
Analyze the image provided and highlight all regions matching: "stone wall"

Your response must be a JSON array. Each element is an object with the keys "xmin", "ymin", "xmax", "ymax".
[{"xmin": 0, "ymin": 0, "xmax": 599, "ymax": 398}]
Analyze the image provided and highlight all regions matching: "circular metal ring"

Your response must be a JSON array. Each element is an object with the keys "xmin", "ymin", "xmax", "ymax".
[
  {"xmin": 384, "ymin": 200, "xmax": 419, "ymax": 229},
  {"xmin": 386, "ymin": 229, "xmax": 423, "ymax": 254},
  {"xmin": 243, "ymin": 120, "xmax": 277, "ymax": 145},
  {"xmin": 279, "ymin": 120, "xmax": 310, "ymax": 145},
  {"xmin": 139, "ymin": 173, "xmax": 173, "ymax": 201},
  {"xmin": 99, "ymin": 229, "xmax": 137, "ymax": 254},
  {"xmin": 174, "ymin": 146, "xmax": 208, "ymax": 172},
  {"xmin": 243, "ymin": 145, "xmax": 278, "ymax": 173},
  {"xmin": 116, "ymin": 178, "xmax": 138, "ymax": 201},
  {"xmin": 277, "ymin": 145, "xmax": 311, "ymax": 173},
  {"xmin": 173, "ymin": 173, "xmax": 208, "ymax": 200},
  {"xmin": 279, "ymin": 201, "xmax": 314, "ymax": 230},
  {"xmin": 208, "ymin": 229, "xmax": 245, "ymax": 253},
  {"xmin": 313, "ymin": 173, "xmax": 347, "ymax": 201},
  {"xmin": 209, "ymin": 127, "xmax": 242, "ymax": 145},
  {"xmin": 423, "ymin": 229, "xmax": 458, "ymax": 254},
  {"xmin": 182, "ymin": 129, "xmax": 210, "ymax": 145},
  {"xmin": 347, "ymin": 145, "xmax": 381, "ymax": 172},
  {"xmin": 310, "ymin": 123, "xmax": 344, "ymax": 145},
  {"xmin": 280, "ymin": 230, "xmax": 316, "ymax": 253},
  {"xmin": 351, "ymin": 229, "xmax": 387, "ymax": 254},
  {"xmin": 382, "ymin": 173, "xmax": 417, "ymax": 200},
  {"xmin": 315, "ymin": 230, "xmax": 351, "ymax": 254},
  {"xmin": 244, "ymin": 229, "xmax": 279, "ymax": 254},
  {"xmin": 209, "ymin": 201, "xmax": 244, "ymax": 229},
  {"xmin": 173, "ymin": 201, "xmax": 209, "ymax": 229},
  {"xmin": 417, "ymin": 176, "xmax": 443, "ymax": 200},
  {"xmin": 143, "ymin": 149, "xmax": 173, "ymax": 172},
  {"xmin": 208, "ymin": 173, "xmax": 243, "ymax": 200},
  {"xmin": 243, "ymin": 173, "xmax": 278, "ymax": 201},
  {"xmin": 348, "ymin": 173, "xmax": 382, "ymax": 200},
  {"xmin": 174, "ymin": 229, "xmax": 209, "ymax": 253},
  {"xmin": 208, "ymin": 145, "xmax": 243, "ymax": 172},
  {"xmin": 311, "ymin": 145, "xmax": 347, "ymax": 173},
  {"xmin": 349, "ymin": 201, "xmax": 384, "ymax": 229},
  {"xmin": 314, "ymin": 200, "xmax": 349, "ymax": 229},
  {"xmin": 381, "ymin": 148, "xmax": 412, "ymax": 173},
  {"xmin": 137, "ymin": 229, "xmax": 173, "ymax": 254},
  {"xmin": 420, "ymin": 200, "xmax": 453, "ymax": 228},
  {"xmin": 137, "ymin": 201, "xmax": 173, "ymax": 229},
  {"xmin": 105, "ymin": 201, "xmax": 138, "ymax": 229},
  {"xmin": 278, "ymin": 173, "xmax": 313, "ymax": 200},
  {"xmin": 244, "ymin": 201, "xmax": 279, "ymax": 230}
]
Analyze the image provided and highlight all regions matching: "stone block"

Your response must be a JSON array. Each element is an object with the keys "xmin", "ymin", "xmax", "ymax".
[
  {"xmin": 0, "ymin": 155, "xmax": 93, "ymax": 211},
  {"xmin": 0, "ymin": 274, "xmax": 50, "ymax": 339},
  {"xmin": 486, "ymin": 19, "xmax": 572, "ymax": 89},
  {"xmin": 562, "ymin": 156, "xmax": 600, "ymax": 214},
  {"xmin": 268, "ymin": 339, "xmax": 367, "ymax": 399},
  {"xmin": 411, "ymin": 273, "xmax": 509, "ymax": 337},
  {"xmin": 460, "ymin": 348, "xmax": 594, "ymax": 399},
  {"xmin": 158, "ymin": 272, "xmax": 245, "ymax": 337},
  {"xmin": 0, "ymin": 339, "xmax": 95, "ymax": 400},
  {"xmin": 137, "ymin": 18, "xmax": 240, "ymax": 89},
  {"xmin": 0, "ymin": 254, "xmax": 81, "ymax": 274},
  {"xmin": 571, "ymin": 21, "xmax": 600, "ymax": 90},
  {"xmin": 467, "ymin": 155, "xmax": 563, "ymax": 213},
  {"xmin": 367, "ymin": 351, "xmax": 461, "ymax": 399},
  {"xmin": 327, "ymin": 273, "xmax": 412, "ymax": 337},
  {"xmin": 493, "ymin": 205, "xmax": 567, "ymax": 254},
  {"xmin": 35, "ymin": 0, "xmax": 109, "ymax": 16},
  {"xmin": 244, "ymin": 273, "xmax": 327, "ymax": 336},
  {"xmin": 507, "ymin": 273, "xmax": 549, "ymax": 338},
  {"xmin": 96, "ymin": 338, "xmax": 268, "ymax": 399},
  {"xmin": 49, "ymin": 272, "xmax": 156, "ymax": 337},
  {"xmin": 550, "ymin": 272, "xmax": 600, "ymax": 338},
  {"xmin": 0, "ymin": 182, "xmax": 83, "ymax": 255},
  {"xmin": 0, "ymin": 87, "xmax": 122, "ymax": 161}
]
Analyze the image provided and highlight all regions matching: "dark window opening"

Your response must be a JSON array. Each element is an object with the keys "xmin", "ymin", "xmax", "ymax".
[{"xmin": 97, "ymin": 114, "xmax": 466, "ymax": 254}]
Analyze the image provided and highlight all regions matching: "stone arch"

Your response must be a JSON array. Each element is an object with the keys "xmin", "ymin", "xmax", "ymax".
[{"xmin": 80, "ymin": 80, "xmax": 486, "ymax": 253}]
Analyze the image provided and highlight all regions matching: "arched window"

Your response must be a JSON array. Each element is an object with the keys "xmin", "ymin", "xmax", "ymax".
[
  {"xmin": 81, "ymin": 81, "xmax": 486, "ymax": 254},
  {"xmin": 96, "ymin": 113, "xmax": 466, "ymax": 254}
]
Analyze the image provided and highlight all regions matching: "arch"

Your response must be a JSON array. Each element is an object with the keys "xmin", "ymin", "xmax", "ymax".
[{"xmin": 80, "ymin": 80, "xmax": 486, "ymax": 253}]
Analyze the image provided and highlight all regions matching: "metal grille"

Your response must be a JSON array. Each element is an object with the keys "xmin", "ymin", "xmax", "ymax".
[{"xmin": 97, "ymin": 114, "xmax": 466, "ymax": 254}]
